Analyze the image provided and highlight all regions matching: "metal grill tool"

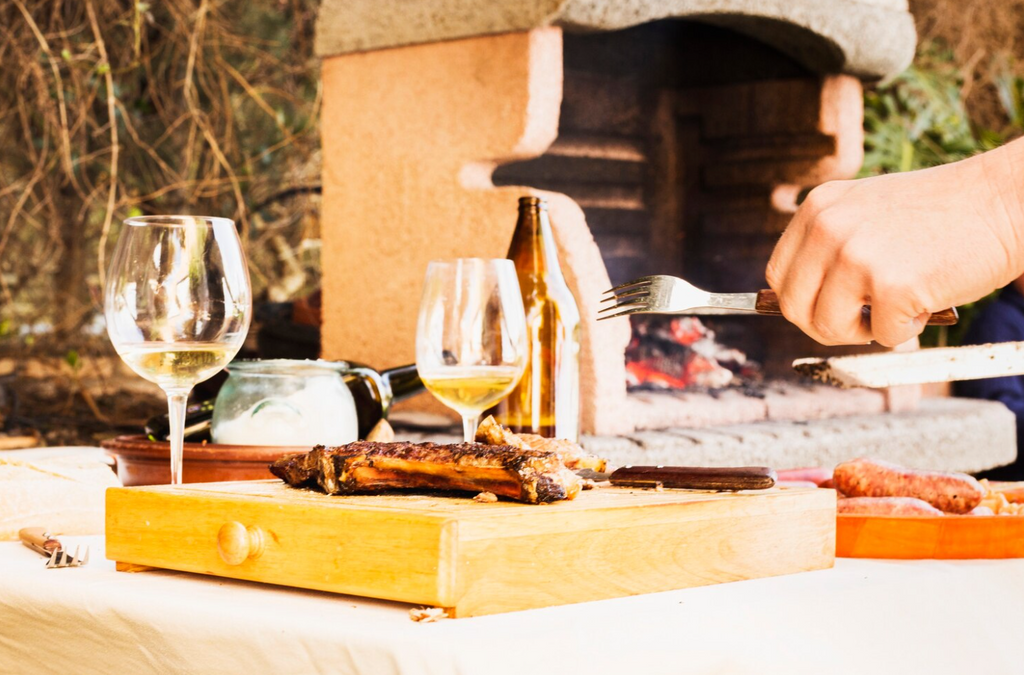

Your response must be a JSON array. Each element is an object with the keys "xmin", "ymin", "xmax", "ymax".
[
  {"xmin": 19, "ymin": 527, "xmax": 89, "ymax": 568},
  {"xmin": 599, "ymin": 275, "xmax": 958, "ymax": 325}
]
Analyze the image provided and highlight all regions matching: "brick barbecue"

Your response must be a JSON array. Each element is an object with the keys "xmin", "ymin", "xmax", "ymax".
[{"xmin": 311, "ymin": 0, "xmax": 1016, "ymax": 471}]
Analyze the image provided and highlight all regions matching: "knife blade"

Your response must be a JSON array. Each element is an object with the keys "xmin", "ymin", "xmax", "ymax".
[
  {"xmin": 793, "ymin": 341, "xmax": 1024, "ymax": 388},
  {"xmin": 579, "ymin": 465, "xmax": 777, "ymax": 491}
]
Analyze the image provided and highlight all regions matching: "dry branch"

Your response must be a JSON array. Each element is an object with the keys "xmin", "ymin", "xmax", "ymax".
[{"xmin": 0, "ymin": 0, "xmax": 322, "ymax": 348}]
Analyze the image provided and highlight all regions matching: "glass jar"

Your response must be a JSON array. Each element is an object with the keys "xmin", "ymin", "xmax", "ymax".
[{"xmin": 211, "ymin": 360, "xmax": 372, "ymax": 446}]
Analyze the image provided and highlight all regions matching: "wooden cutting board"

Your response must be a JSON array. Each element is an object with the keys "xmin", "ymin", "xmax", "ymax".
[
  {"xmin": 106, "ymin": 480, "xmax": 836, "ymax": 617},
  {"xmin": 837, "ymin": 515, "xmax": 1024, "ymax": 559}
]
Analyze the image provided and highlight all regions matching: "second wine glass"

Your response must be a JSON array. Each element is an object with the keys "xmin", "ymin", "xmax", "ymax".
[{"xmin": 415, "ymin": 259, "xmax": 527, "ymax": 442}]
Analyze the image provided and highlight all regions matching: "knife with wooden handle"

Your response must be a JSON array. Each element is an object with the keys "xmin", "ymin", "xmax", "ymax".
[
  {"xmin": 794, "ymin": 341, "xmax": 1024, "ymax": 388},
  {"xmin": 580, "ymin": 466, "xmax": 777, "ymax": 491}
]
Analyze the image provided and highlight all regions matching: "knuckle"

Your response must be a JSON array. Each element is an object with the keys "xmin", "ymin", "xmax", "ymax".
[
  {"xmin": 803, "ymin": 211, "xmax": 847, "ymax": 251},
  {"xmin": 836, "ymin": 240, "xmax": 873, "ymax": 273},
  {"xmin": 872, "ymin": 268, "xmax": 917, "ymax": 304},
  {"xmin": 810, "ymin": 327, "xmax": 842, "ymax": 347},
  {"xmin": 810, "ymin": 317, "xmax": 838, "ymax": 342},
  {"xmin": 801, "ymin": 181, "xmax": 846, "ymax": 212},
  {"xmin": 874, "ymin": 328, "xmax": 915, "ymax": 349}
]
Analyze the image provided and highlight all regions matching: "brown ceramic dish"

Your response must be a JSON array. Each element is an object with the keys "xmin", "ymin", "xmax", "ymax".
[{"xmin": 101, "ymin": 435, "xmax": 309, "ymax": 486}]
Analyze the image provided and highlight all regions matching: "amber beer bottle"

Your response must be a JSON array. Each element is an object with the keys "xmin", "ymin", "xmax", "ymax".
[{"xmin": 490, "ymin": 196, "xmax": 581, "ymax": 440}]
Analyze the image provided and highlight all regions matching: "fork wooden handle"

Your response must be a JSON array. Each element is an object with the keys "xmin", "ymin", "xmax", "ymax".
[
  {"xmin": 754, "ymin": 290, "xmax": 958, "ymax": 326},
  {"xmin": 18, "ymin": 527, "xmax": 61, "ymax": 555}
]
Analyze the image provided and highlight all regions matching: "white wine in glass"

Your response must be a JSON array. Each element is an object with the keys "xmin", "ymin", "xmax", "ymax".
[
  {"xmin": 416, "ymin": 259, "xmax": 528, "ymax": 442},
  {"xmin": 105, "ymin": 216, "xmax": 252, "ymax": 484}
]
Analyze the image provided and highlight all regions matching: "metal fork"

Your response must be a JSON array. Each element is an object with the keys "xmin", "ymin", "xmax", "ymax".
[
  {"xmin": 18, "ymin": 527, "xmax": 90, "ymax": 569},
  {"xmin": 599, "ymin": 275, "xmax": 959, "ymax": 325},
  {"xmin": 599, "ymin": 276, "xmax": 782, "ymax": 320}
]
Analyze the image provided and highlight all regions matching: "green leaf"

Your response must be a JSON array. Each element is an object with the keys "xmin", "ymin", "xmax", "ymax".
[{"xmin": 65, "ymin": 349, "xmax": 80, "ymax": 369}]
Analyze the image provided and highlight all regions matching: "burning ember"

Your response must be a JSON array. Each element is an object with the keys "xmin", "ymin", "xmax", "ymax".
[{"xmin": 626, "ymin": 317, "xmax": 760, "ymax": 390}]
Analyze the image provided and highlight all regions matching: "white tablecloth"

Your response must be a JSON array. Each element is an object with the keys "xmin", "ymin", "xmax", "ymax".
[{"xmin": 1, "ymin": 536, "xmax": 1023, "ymax": 675}]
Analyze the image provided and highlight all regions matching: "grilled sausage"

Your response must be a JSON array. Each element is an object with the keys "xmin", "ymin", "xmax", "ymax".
[
  {"xmin": 838, "ymin": 496, "xmax": 944, "ymax": 516},
  {"xmin": 833, "ymin": 458, "xmax": 984, "ymax": 514}
]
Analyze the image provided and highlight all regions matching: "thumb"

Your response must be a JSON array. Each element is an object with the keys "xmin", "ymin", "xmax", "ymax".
[{"xmin": 870, "ymin": 305, "xmax": 929, "ymax": 347}]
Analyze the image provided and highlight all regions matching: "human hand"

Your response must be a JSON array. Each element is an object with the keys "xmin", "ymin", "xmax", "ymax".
[{"xmin": 766, "ymin": 141, "xmax": 1024, "ymax": 346}]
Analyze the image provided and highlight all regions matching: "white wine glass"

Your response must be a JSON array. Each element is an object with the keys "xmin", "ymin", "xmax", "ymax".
[
  {"xmin": 416, "ymin": 259, "xmax": 528, "ymax": 442},
  {"xmin": 105, "ymin": 215, "xmax": 252, "ymax": 484}
]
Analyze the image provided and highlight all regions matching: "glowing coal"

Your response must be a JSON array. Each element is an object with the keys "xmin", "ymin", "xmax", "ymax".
[{"xmin": 625, "ymin": 317, "xmax": 760, "ymax": 391}]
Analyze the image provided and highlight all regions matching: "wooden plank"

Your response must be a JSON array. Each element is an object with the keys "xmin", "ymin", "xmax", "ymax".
[
  {"xmin": 450, "ymin": 488, "xmax": 835, "ymax": 616},
  {"xmin": 794, "ymin": 342, "xmax": 1024, "ymax": 388},
  {"xmin": 106, "ymin": 481, "xmax": 836, "ymax": 617}
]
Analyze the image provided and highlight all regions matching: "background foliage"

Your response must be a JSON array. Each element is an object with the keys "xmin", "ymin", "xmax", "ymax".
[{"xmin": 0, "ymin": 0, "xmax": 322, "ymax": 351}]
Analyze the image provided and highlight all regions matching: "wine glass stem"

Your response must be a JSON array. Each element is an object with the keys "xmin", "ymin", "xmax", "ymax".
[
  {"xmin": 462, "ymin": 414, "xmax": 480, "ymax": 444},
  {"xmin": 166, "ymin": 390, "xmax": 190, "ymax": 485}
]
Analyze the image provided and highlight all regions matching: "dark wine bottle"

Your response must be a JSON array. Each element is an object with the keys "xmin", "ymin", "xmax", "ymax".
[
  {"xmin": 488, "ymin": 197, "xmax": 582, "ymax": 440},
  {"xmin": 346, "ymin": 364, "xmax": 423, "ymax": 438},
  {"xmin": 143, "ymin": 364, "xmax": 423, "ymax": 442}
]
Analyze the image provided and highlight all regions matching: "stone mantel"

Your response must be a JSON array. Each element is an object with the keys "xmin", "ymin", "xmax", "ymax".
[{"xmin": 315, "ymin": 0, "xmax": 916, "ymax": 81}]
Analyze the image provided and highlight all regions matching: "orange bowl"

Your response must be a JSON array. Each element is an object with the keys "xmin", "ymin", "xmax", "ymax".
[
  {"xmin": 101, "ymin": 435, "xmax": 308, "ymax": 486},
  {"xmin": 836, "ymin": 513, "xmax": 1024, "ymax": 559}
]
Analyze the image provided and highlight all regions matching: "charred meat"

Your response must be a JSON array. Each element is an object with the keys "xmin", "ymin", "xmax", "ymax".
[
  {"xmin": 474, "ymin": 416, "xmax": 607, "ymax": 472},
  {"xmin": 270, "ymin": 441, "xmax": 582, "ymax": 504}
]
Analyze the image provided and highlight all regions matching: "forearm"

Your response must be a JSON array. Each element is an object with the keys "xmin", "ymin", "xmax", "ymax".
[{"xmin": 977, "ymin": 137, "xmax": 1024, "ymax": 279}]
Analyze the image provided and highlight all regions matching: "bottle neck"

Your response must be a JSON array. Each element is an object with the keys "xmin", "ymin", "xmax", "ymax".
[
  {"xmin": 381, "ymin": 364, "xmax": 423, "ymax": 402},
  {"xmin": 509, "ymin": 205, "xmax": 568, "ymax": 286}
]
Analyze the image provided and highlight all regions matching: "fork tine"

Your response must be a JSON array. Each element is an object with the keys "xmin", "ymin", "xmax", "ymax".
[
  {"xmin": 597, "ymin": 306, "xmax": 648, "ymax": 321},
  {"xmin": 70, "ymin": 545, "xmax": 81, "ymax": 566},
  {"xmin": 81, "ymin": 546, "xmax": 90, "ymax": 566},
  {"xmin": 46, "ymin": 548, "xmax": 59, "ymax": 569},
  {"xmin": 600, "ymin": 287, "xmax": 650, "ymax": 304},
  {"xmin": 604, "ymin": 276, "xmax": 657, "ymax": 295},
  {"xmin": 593, "ymin": 292, "xmax": 647, "ymax": 311},
  {"xmin": 601, "ymin": 282, "xmax": 649, "ymax": 295},
  {"xmin": 598, "ymin": 298, "xmax": 649, "ymax": 314},
  {"xmin": 602, "ymin": 282, "xmax": 651, "ymax": 299}
]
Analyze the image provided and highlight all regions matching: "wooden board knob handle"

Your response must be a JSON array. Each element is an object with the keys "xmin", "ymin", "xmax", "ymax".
[
  {"xmin": 217, "ymin": 522, "xmax": 266, "ymax": 566},
  {"xmin": 754, "ymin": 290, "xmax": 958, "ymax": 326}
]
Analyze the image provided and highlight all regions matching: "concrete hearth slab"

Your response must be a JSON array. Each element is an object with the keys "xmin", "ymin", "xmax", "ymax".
[
  {"xmin": 315, "ymin": 0, "xmax": 916, "ymax": 81},
  {"xmin": 584, "ymin": 398, "xmax": 1016, "ymax": 473},
  {"xmin": 627, "ymin": 383, "xmax": 891, "ymax": 431},
  {"xmin": 628, "ymin": 389, "xmax": 767, "ymax": 430},
  {"xmin": 395, "ymin": 398, "xmax": 1016, "ymax": 474}
]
